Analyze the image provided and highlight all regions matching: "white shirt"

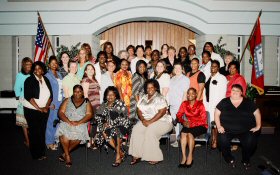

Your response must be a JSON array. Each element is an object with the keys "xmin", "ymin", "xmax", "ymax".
[
  {"xmin": 203, "ymin": 72, "xmax": 227, "ymax": 121},
  {"xmin": 24, "ymin": 76, "xmax": 50, "ymax": 110},
  {"xmin": 94, "ymin": 63, "xmax": 102, "ymax": 85},
  {"xmin": 199, "ymin": 61, "xmax": 211, "ymax": 82},
  {"xmin": 137, "ymin": 92, "xmax": 172, "ymax": 123},
  {"xmin": 130, "ymin": 57, "xmax": 149, "ymax": 74},
  {"xmin": 168, "ymin": 74, "xmax": 190, "ymax": 106},
  {"xmin": 211, "ymin": 52, "xmax": 225, "ymax": 67}
]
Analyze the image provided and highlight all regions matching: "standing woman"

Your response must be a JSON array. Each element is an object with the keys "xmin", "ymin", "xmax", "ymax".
[
  {"xmin": 103, "ymin": 41, "xmax": 121, "ymax": 71},
  {"xmin": 177, "ymin": 88, "xmax": 207, "ymax": 168},
  {"xmin": 82, "ymin": 64, "xmax": 101, "ymax": 148},
  {"xmin": 130, "ymin": 45, "xmax": 149, "ymax": 74},
  {"xmin": 130, "ymin": 60, "xmax": 148, "ymax": 123},
  {"xmin": 169, "ymin": 63, "xmax": 190, "ymax": 147},
  {"xmin": 162, "ymin": 46, "xmax": 181, "ymax": 75},
  {"xmin": 58, "ymin": 52, "xmax": 70, "ymax": 78},
  {"xmin": 178, "ymin": 46, "xmax": 191, "ymax": 74},
  {"xmin": 160, "ymin": 44, "xmax": 169, "ymax": 59},
  {"xmin": 82, "ymin": 43, "xmax": 97, "ymax": 64},
  {"xmin": 62, "ymin": 60, "xmax": 80, "ymax": 98},
  {"xmin": 14, "ymin": 57, "xmax": 33, "ymax": 147},
  {"xmin": 219, "ymin": 52, "xmax": 234, "ymax": 76},
  {"xmin": 186, "ymin": 58, "xmax": 205, "ymax": 101},
  {"xmin": 94, "ymin": 51, "xmax": 108, "ymax": 85},
  {"xmin": 126, "ymin": 45, "xmax": 136, "ymax": 62},
  {"xmin": 24, "ymin": 61, "xmax": 53, "ymax": 160},
  {"xmin": 203, "ymin": 60, "xmax": 227, "ymax": 149},
  {"xmin": 148, "ymin": 49, "xmax": 160, "ymax": 78},
  {"xmin": 77, "ymin": 47, "xmax": 91, "ymax": 80},
  {"xmin": 150, "ymin": 60, "xmax": 170, "ymax": 98},
  {"xmin": 114, "ymin": 59, "xmax": 132, "ymax": 113},
  {"xmin": 100, "ymin": 61, "xmax": 116, "ymax": 103},
  {"xmin": 45, "ymin": 56, "xmax": 64, "ymax": 150},
  {"xmin": 203, "ymin": 42, "xmax": 224, "ymax": 67},
  {"xmin": 188, "ymin": 45, "xmax": 197, "ymax": 61}
]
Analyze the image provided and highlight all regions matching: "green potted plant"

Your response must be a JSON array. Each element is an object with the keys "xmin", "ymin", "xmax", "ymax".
[{"xmin": 56, "ymin": 42, "xmax": 81, "ymax": 61}]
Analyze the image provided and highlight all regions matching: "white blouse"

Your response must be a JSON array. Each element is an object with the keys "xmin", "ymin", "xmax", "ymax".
[{"xmin": 137, "ymin": 92, "xmax": 172, "ymax": 123}]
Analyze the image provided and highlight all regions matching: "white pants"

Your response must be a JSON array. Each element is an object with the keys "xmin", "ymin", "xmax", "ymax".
[
  {"xmin": 128, "ymin": 120, "xmax": 173, "ymax": 161},
  {"xmin": 170, "ymin": 104, "xmax": 180, "ymax": 138}
]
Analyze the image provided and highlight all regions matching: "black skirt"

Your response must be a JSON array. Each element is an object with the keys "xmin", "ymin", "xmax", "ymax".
[{"xmin": 180, "ymin": 125, "xmax": 207, "ymax": 138}]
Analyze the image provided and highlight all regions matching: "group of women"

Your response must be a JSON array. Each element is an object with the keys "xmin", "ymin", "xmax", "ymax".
[{"xmin": 14, "ymin": 41, "xmax": 261, "ymax": 169}]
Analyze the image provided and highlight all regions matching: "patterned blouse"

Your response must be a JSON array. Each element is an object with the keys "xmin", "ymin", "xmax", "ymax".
[
  {"xmin": 81, "ymin": 77, "xmax": 100, "ymax": 110},
  {"xmin": 114, "ymin": 69, "xmax": 132, "ymax": 113},
  {"xmin": 95, "ymin": 99, "xmax": 131, "ymax": 146},
  {"xmin": 130, "ymin": 73, "xmax": 145, "ymax": 121}
]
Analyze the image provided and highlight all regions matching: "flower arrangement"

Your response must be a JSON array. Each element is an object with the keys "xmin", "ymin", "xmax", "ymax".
[{"xmin": 56, "ymin": 42, "xmax": 81, "ymax": 61}]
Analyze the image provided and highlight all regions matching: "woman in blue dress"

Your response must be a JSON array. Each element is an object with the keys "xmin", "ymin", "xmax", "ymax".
[
  {"xmin": 45, "ymin": 56, "xmax": 64, "ymax": 150},
  {"xmin": 14, "ymin": 57, "xmax": 33, "ymax": 147}
]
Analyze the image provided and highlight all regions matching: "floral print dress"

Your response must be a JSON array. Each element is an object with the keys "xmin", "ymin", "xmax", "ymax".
[{"xmin": 95, "ymin": 99, "xmax": 131, "ymax": 146}]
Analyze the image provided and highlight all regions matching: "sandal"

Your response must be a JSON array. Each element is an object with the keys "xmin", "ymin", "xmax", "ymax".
[
  {"xmin": 130, "ymin": 158, "xmax": 141, "ymax": 165},
  {"xmin": 37, "ymin": 156, "xmax": 47, "ymax": 160},
  {"xmin": 58, "ymin": 154, "xmax": 65, "ymax": 162},
  {"xmin": 112, "ymin": 158, "xmax": 122, "ymax": 167},
  {"xmin": 65, "ymin": 155, "xmax": 72, "ymax": 168}
]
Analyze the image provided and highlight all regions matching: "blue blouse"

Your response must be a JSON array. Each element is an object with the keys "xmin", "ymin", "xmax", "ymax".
[
  {"xmin": 14, "ymin": 72, "xmax": 30, "ymax": 98},
  {"xmin": 45, "ymin": 70, "xmax": 63, "ymax": 109}
]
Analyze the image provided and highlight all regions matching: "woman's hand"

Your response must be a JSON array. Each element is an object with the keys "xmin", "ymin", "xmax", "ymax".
[
  {"xmin": 50, "ymin": 104, "xmax": 55, "ymax": 110},
  {"xmin": 182, "ymin": 121, "xmax": 189, "ymax": 128},
  {"xmin": 103, "ymin": 122, "xmax": 110, "ymax": 129},
  {"xmin": 142, "ymin": 119, "xmax": 152, "ymax": 127},
  {"xmin": 217, "ymin": 126, "xmax": 225, "ymax": 134},
  {"xmin": 250, "ymin": 126, "xmax": 261, "ymax": 133}
]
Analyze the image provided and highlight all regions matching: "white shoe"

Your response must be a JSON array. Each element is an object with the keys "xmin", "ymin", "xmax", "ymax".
[{"xmin": 170, "ymin": 141, "xmax": 178, "ymax": 147}]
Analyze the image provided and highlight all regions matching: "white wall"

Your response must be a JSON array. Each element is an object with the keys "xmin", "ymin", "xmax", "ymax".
[
  {"xmin": 0, "ymin": 36, "xmax": 13, "ymax": 90},
  {"xmin": 0, "ymin": 0, "xmax": 280, "ymax": 35}
]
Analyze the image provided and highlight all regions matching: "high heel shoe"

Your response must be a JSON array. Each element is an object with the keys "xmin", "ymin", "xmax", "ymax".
[
  {"xmin": 178, "ymin": 160, "xmax": 187, "ymax": 168},
  {"xmin": 112, "ymin": 158, "xmax": 122, "ymax": 167},
  {"xmin": 186, "ymin": 160, "xmax": 193, "ymax": 168}
]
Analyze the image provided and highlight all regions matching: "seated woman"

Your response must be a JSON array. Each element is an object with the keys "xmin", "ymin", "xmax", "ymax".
[
  {"xmin": 214, "ymin": 84, "xmax": 261, "ymax": 169},
  {"xmin": 95, "ymin": 86, "xmax": 131, "ymax": 167},
  {"xmin": 129, "ymin": 79, "xmax": 173, "ymax": 165},
  {"xmin": 177, "ymin": 88, "xmax": 208, "ymax": 168},
  {"xmin": 55, "ymin": 85, "xmax": 93, "ymax": 168}
]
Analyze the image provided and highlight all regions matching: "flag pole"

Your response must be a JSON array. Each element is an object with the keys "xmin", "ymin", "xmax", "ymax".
[
  {"xmin": 239, "ymin": 10, "xmax": 262, "ymax": 63},
  {"xmin": 37, "ymin": 11, "xmax": 55, "ymax": 56}
]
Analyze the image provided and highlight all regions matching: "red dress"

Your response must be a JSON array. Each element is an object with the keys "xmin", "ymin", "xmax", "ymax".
[{"xmin": 176, "ymin": 100, "xmax": 208, "ymax": 128}]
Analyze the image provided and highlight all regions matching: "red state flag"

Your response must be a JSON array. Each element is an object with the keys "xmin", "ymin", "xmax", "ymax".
[{"xmin": 248, "ymin": 17, "xmax": 264, "ymax": 95}]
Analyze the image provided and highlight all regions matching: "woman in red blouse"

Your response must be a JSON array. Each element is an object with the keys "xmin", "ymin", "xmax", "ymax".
[{"xmin": 176, "ymin": 88, "xmax": 208, "ymax": 168}]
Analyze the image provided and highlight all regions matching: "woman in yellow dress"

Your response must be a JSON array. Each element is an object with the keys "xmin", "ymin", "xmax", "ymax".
[{"xmin": 114, "ymin": 59, "xmax": 132, "ymax": 114}]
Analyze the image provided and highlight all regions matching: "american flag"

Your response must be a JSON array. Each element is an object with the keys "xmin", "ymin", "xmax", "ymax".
[{"xmin": 34, "ymin": 17, "xmax": 50, "ymax": 63}]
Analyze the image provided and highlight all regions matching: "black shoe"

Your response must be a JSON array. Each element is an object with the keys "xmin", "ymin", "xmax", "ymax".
[
  {"xmin": 112, "ymin": 159, "xmax": 122, "ymax": 167},
  {"xmin": 178, "ymin": 163, "xmax": 187, "ymax": 168},
  {"xmin": 229, "ymin": 160, "xmax": 236, "ymax": 168},
  {"xmin": 242, "ymin": 161, "xmax": 251, "ymax": 170},
  {"xmin": 186, "ymin": 160, "xmax": 193, "ymax": 168}
]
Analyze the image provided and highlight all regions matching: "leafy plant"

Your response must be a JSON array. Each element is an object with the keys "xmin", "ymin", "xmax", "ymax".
[
  {"xmin": 213, "ymin": 36, "xmax": 236, "ymax": 60},
  {"xmin": 56, "ymin": 42, "xmax": 81, "ymax": 61},
  {"xmin": 246, "ymin": 83, "xmax": 258, "ymax": 101}
]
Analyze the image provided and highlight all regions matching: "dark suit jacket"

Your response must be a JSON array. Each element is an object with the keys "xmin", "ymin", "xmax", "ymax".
[{"xmin": 24, "ymin": 74, "xmax": 53, "ymax": 102}]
